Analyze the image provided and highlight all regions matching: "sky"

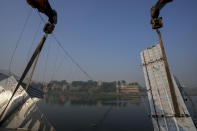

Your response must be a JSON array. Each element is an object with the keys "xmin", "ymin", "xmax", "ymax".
[{"xmin": 0, "ymin": 0, "xmax": 197, "ymax": 87}]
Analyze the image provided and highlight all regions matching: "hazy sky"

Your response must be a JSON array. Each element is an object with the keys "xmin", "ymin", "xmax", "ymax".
[{"xmin": 0, "ymin": 0, "xmax": 197, "ymax": 87}]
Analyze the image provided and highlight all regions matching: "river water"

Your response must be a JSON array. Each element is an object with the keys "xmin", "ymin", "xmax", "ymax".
[{"xmin": 37, "ymin": 95, "xmax": 197, "ymax": 131}]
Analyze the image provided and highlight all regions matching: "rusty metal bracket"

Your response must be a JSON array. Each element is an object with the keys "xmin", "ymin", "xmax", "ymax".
[
  {"xmin": 44, "ymin": 23, "xmax": 55, "ymax": 34},
  {"xmin": 151, "ymin": 17, "xmax": 163, "ymax": 29}
]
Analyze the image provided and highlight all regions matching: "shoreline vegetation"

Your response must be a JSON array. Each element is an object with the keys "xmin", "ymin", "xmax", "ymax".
[
  {"xmin": 40, "ymin": 80, "xmax": 146, "ymax": 105},
  {"xmin": 0, "ymin": 72, "xmax": 196, "ymax": 103},
  {"xmin": 39, "ymin": 80, "xmax": 197, "ymax": 105}
]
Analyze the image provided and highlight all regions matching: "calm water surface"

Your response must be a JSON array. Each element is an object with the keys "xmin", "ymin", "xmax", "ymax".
[{"xmin": 37, "ymin": 95, "xmax": 197, "ymax": 131}]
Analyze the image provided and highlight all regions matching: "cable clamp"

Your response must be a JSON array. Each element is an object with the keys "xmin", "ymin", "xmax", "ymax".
[{"xmin": 43, "ymin": 23, "xmax": 55, "ymax": 34}]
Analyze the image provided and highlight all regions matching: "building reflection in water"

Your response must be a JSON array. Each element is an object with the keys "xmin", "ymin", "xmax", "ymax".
[{"xmin": 43, "ymin": 90, "xmax": 143, "ymax": 107}]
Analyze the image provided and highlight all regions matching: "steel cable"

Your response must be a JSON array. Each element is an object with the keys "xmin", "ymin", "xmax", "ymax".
[
  {"xmin": 37, "ymin": 11, "xmax": 94, "ymax": 81},
  {"xmin": 8, "ymin": 9, "xmax": 32, "ymax": 75},
  {"xmin": 52, "ymin": 34, "xmax": 94, "ymax": 80},
  {"xmin": 26, "ymin": 20, "xmax": 42, "ymax": 63}
]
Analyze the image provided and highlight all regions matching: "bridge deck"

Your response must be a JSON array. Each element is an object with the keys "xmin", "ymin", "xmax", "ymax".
[
  {"xmin": 141, "ymin": 44, "xmax": 196, "ymax": 131},
  {"xmin": 0, "ymin": 76, "xmax": 55, "ymax": 131}
]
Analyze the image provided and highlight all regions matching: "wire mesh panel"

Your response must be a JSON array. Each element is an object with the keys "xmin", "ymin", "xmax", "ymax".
[
  {"xmin": 0, "ymin": 76, "xmax": 55, "ymax": 130},
  {"xmin": 141, "ymin": 44, "xmax": 196, "ymax": 131}
]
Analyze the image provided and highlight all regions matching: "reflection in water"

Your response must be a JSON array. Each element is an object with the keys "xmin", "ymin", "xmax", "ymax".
[
  {"xmin": 38, "ymin": 91, "xmax": 155, "ymax": 131},
  {"xmin": 43, "ymin": 91, "xmax": 143, "ymax": 107},
  {"xmin": 44, "ymin": 94, "xmax": 68, "ymax": 105},
  {"xmin": 39, "ymin": 91, "xmax": 197, "ymax": 131}
]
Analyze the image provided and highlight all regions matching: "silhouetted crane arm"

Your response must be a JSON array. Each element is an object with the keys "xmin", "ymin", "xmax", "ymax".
[
  {"xmin": 26, "ymin": 0, "xmax": 57, "ymax": 24},
  {"xmin": 151, "ymin": 0, "xmax": 173, "ymax": 29}
]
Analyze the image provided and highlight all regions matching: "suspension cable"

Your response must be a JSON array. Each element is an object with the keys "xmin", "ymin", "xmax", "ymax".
[
  {"xmin": 9, "ymin": 9, "xmax": 32, "ymax": 75},
  {"xmin": 36, "ymin": 8, "xmax": 94, "ymax": 81},
  {"xmin": 50, "ymin": 46, "xmax": 61, "ymax": 81},
  {"xmin": 26, "ymin": 20, "xmax": 42, "ymax": 63},
  {"xmin": 52, "ymin": 34, "xmax": 94, "ymax": 80},
  {"xmin": 42, "ymin": 42, "xmax": 51, "ymax": 84}
]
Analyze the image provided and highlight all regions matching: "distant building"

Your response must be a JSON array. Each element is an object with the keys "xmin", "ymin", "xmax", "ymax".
[
  {"xmin": 43, "ymin": 87, "xmax": 48, "ymax": 93},
  {"xmin": 116, "ymin": 81, "xmax": 120, "ymax": 94},
  {"xmin": 47, "ymin": 82, "xmax": 69, "ymax": 91},
  {"xmin": 116, "ymin": 82, "xmax": 139, "ymax": 94},
  {"xmin": 69, "ymin": 85, "xmax": 81, "ymax": 91},
  {"xmin": 97, "ymin": 80, "xmax": 102, "ymax": 87}
]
